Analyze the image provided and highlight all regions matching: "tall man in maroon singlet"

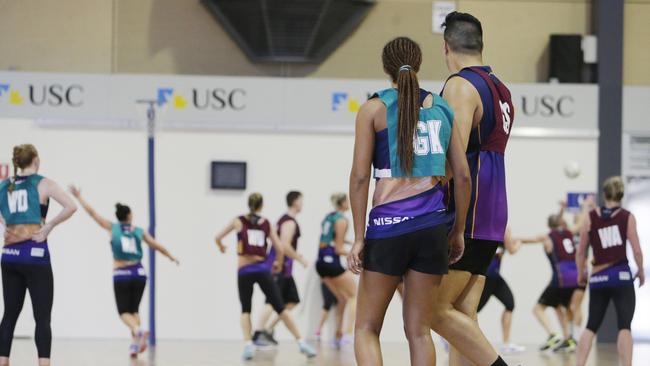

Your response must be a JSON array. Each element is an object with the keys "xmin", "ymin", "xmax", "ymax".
[
  {"xmin": 256, "ymin": 191, "xmax": 308, "ymax": 345},
  {"xmin": 432, "ymin": 11, "xmax": 514, "ymax": 366}
]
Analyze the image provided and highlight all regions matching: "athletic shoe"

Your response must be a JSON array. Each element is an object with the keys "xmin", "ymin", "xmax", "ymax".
[
  {"xmin": 252, "ymin": 331, "xmax": 273, "ymax": 347},
  {"xmin": 242, "ymin": 344, "xmax": 255, "ymax": 360},
  {"xmin": 129, "ymin": 343, "xmax": 139, "ymax": 358},
  {"xmin": 539, "ymin": 334, "xmax": 563, "ymax": 351},
  {"xmin": 500, "ymin": 343, "xmax": 526, "ymax": 354},
  {"xmin": 263, "ymin": 330, "xmax": 279, "ymax": 346},
  {"xmin": 299, "ymin": 341, "xmax": 317, "ymax": 358},
  {"xmin": 553, "ymin": 338, "xmax": 577, "ymax": 353},
  {"xmin": 137, "ymin": 330, "xmax": 150, "ymax": 353}
]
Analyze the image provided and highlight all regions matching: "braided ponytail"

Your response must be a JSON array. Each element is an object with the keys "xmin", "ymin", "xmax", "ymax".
[
  {"xmin": 382, "ymin": 37, "xmax": 423, "ymax": 175},
  {"xmin": 8, "ymin": 144, "xmax": 39, "ymax": 193}
]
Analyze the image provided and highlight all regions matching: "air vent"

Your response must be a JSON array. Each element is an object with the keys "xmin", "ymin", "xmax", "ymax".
[{"xmin": 202, "ymin": 0, "xmax": 376, "ymax": 63}]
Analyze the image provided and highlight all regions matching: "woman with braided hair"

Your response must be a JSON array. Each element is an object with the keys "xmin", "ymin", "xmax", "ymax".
[
  {"xmin": 69, "ymin": 185, "xmax": 180, "ymax": 359},
  {"xmin": 0, "ymin": 144, "xmax": 77, "ymax": 366},
  {"xmin": 348, "ymin": 37, "xmax": 471, "ymax": 366}
]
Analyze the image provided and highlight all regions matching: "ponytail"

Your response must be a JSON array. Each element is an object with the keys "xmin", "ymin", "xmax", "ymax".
[
  {"xmin": 8, "ymin": 144, "xmax": 38, "ymax": 193},
  {"xmin": 381, "ymin": 37, "xmax": 423, "ymax": 175},
  {"xmin": 396, "ymin": 66, "xmax": 420, "ymax": 174}
]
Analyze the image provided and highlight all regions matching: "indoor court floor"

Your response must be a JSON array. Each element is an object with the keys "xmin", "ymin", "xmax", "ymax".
[{"xmin": 7, "ymin": 338, "xmax": 650, "ymax": 366}]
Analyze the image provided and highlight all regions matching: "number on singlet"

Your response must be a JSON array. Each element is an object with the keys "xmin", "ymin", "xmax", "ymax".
[
  {"xmin": 247, "ymin": 229, "xmax": 266, "ymax": 247},
  {"xmin": 500, "ymin": 101, "xmax": 511, "ymax": 134},
  {"xmin": 121, "ymin": 236, "xmax": 138, "ymax": 254},
  {"xmin": 414, "ymin": 120, "xmax": 444, "ymax": 156},
  {"xmin": 562, "ymin": 238, "xmax": 575, "ymax": 254},
  {"xmin": 7, "ymin": 190, "xmax": 28, "ymax": 214}
]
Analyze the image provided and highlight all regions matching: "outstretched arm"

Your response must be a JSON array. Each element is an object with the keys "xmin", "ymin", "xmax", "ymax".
[
  {"xmin": 143, "ymin": 232, "xmax": 179, "ymax": 265},
  {"xmin": 214, "ymin": 218, "xmax": 240, "ymax": 253},
  {"xmin": 517, "ymin": 234, "xmax": 553, "ymax": 253},
  {"xmin": 32, "ymin": 179, "xmax": 77, "ymax": 242},
  {"xmin": 69, "ymin": 186, "xmax": 111, "ymax": 230},
  {"xmin": 628, "ymin": 214, "xmax": 645, "ymax": 287}
]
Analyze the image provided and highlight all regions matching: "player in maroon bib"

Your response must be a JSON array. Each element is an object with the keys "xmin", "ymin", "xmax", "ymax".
[
  {"xmin": 214, "ymin": 193, "xmax": 316, "ymax": 360},
  {"xmin": 576, "ymin": 177, "xmax": 645, "ymax": 366},
  {"xmin": 518, "ymin": 200, "xmax": 591, "ymax": 353}
]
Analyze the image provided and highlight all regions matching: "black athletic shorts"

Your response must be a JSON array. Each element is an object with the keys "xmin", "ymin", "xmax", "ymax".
[
  {"xmin": 266, "ymin": 275, "xmax": 300, "ymax": 305},
  {"xmin": 538, "ymin": 285, "xmax": 575, "ymax": 308},
  {"xmin": 316, "ymin": 261, "xmax": 346, "ymax": 278},
  {"xmin": 363, "ymin": 224, "xmax": 448, "ymax": 276},
  {"xmin": 321, "ymin": 283, "xmax": 338, "ymax": 311},
  {"xmin": 449, "ymin": 238, "xmax": 499, "ymax": 275},
  {"xmin": 114, "ymin": 279, "xmax": 147, "ymax": 314}
]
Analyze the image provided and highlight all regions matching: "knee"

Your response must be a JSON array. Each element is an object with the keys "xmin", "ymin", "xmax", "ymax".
[
  {"xmin": 355, "ymin": 320, "xmax": 382, "ymax": 336},
  {"xmin": 403, "ymin": 322, "xmax": 430, "ymax": 343},
  {"xmin": 505, "ymin": 303, "xmax": 515, "ymax": 312},
  {"xmin": 430, "ymin": 305, "xmax": 453, "ymax": 330}
]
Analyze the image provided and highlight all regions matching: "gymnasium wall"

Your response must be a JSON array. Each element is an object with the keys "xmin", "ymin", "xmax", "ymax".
[
  {"xmin": 0, "ymin": 117, "xmax": 597, "ymax": 343},
  {"xmin": 0, "ymin": 0, "xmax": 649, "ymax": 84}
]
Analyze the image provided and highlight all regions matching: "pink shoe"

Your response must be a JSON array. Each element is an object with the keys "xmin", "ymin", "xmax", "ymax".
[{"xmin": 138, "ymin": 330, "xmax": 150, "ymax": 353}]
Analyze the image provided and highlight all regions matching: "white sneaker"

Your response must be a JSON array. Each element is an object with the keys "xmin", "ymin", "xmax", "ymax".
[{"xmin": 500, "ymin": 343, "xmax": 526, "ymax": 354}]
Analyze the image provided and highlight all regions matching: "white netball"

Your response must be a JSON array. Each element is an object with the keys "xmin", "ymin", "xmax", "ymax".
[{"xmin": 564, "ymin": 161, "xmax": 581, "ymax": 179}]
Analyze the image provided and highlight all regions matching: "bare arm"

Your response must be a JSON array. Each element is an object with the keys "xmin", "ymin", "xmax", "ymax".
[
  {"xmin": 69, "ymin": 186, "xmax": 111, "ymax": 230},
  {"xmin": 349, "ymin": 101, "xmax": 376, "ymax": 245},
  {"xmin": 348, "ymin": 100, "xmax": 378, "ymax": 273},
  {"xmin": 143, "ymin": 232, "xmax": 179, "ymax": 265},
  {"xmin": 441, "ymin": 77, "xmax": 479, "ymax": 152},
  {"xmin": 504, "ymin": 227, "xmax": 521, "ymax": 254},
  {"xmin": 518, "ymin": 234, "xmax": 553, "ymax": 253},
  {"xmin": 446, "ymin": 121, "xmax": 472, "ymax": 263},
  {"xmin": 576, "ymin": 214, "xmax": 591, "ymax": 286},
  {"xmin": 279, "ymin": 220, "xmax": 307, "ymax": 267},
  {"xmin": 334, "ymin": 219, "xmax": 349, "ymax": 256},
  {"xmin": 32, "ymin": 178, "xmax": 77, "ymax": 242},
  {"xmin": 628, "ymin": 214, "xmax": 645, "ymax": 286},
  {"xmin": 268, "ymin": 227, "xmax": 285, "ymax": 273},
  {"xmin": 214, "ymin": 218, "xmax": 240, "ymax": 253}
]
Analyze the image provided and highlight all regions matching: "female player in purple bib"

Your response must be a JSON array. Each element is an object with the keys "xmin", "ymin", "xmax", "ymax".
[
  {"xmin": 348, "ymin": 36, "xmax": 474, "ymax": 366},
  {"xmin": 576, "ymin": 177, "xmax": 645, "ymax": 366},
  {"xmin": 69, "ymin": 186, "xmax": 179, "ymax": 358},
  {"xmin": 214, "ymin": 193, "xmax": 316, "ymax": 360},
  {"xmin": 0, "ymin": 144, "xmax": 77, "ymax": 366}
]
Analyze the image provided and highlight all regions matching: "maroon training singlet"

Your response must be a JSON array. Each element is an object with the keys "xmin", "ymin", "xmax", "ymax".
[
  {"xmin": 589, "ymin": 208, "xmax": 630, "ymax": 266},
  {"xmin": 237, "ymin": 215, "xmax": 271, "ymax": 257},
  {"xmin": 549, "ymin": 229, "xmax": 576, "ymax": 262}
]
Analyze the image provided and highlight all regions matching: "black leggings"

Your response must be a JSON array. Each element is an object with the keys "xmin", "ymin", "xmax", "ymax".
[
  {"xmin": 238, "ymin": 271, "xmax": 285, "ymax": 314},
  {"xmin": 0, "ymin": 262, "xmax": 53, "ymax": 358},
  {"xmin": 586, "ymin": 285, "xmax": 636, "ymax": 332},
  {"xmin": 114, "ymin": 280, "xmax": 147, "ymax": 315},
  {"xmin": 478, "ymin": 274, "xmax": 515, "ymax": 312}
]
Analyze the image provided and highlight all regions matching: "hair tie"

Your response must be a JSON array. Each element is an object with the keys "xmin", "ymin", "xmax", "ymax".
[{"xmin": 399, "ymin": 65, "xmax": 413, "ymax": 72}]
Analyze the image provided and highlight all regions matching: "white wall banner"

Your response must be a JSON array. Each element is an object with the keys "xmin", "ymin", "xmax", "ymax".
[{"xmin": 0, "ymin": 71, "xmax": 598, "ymax": 136}]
